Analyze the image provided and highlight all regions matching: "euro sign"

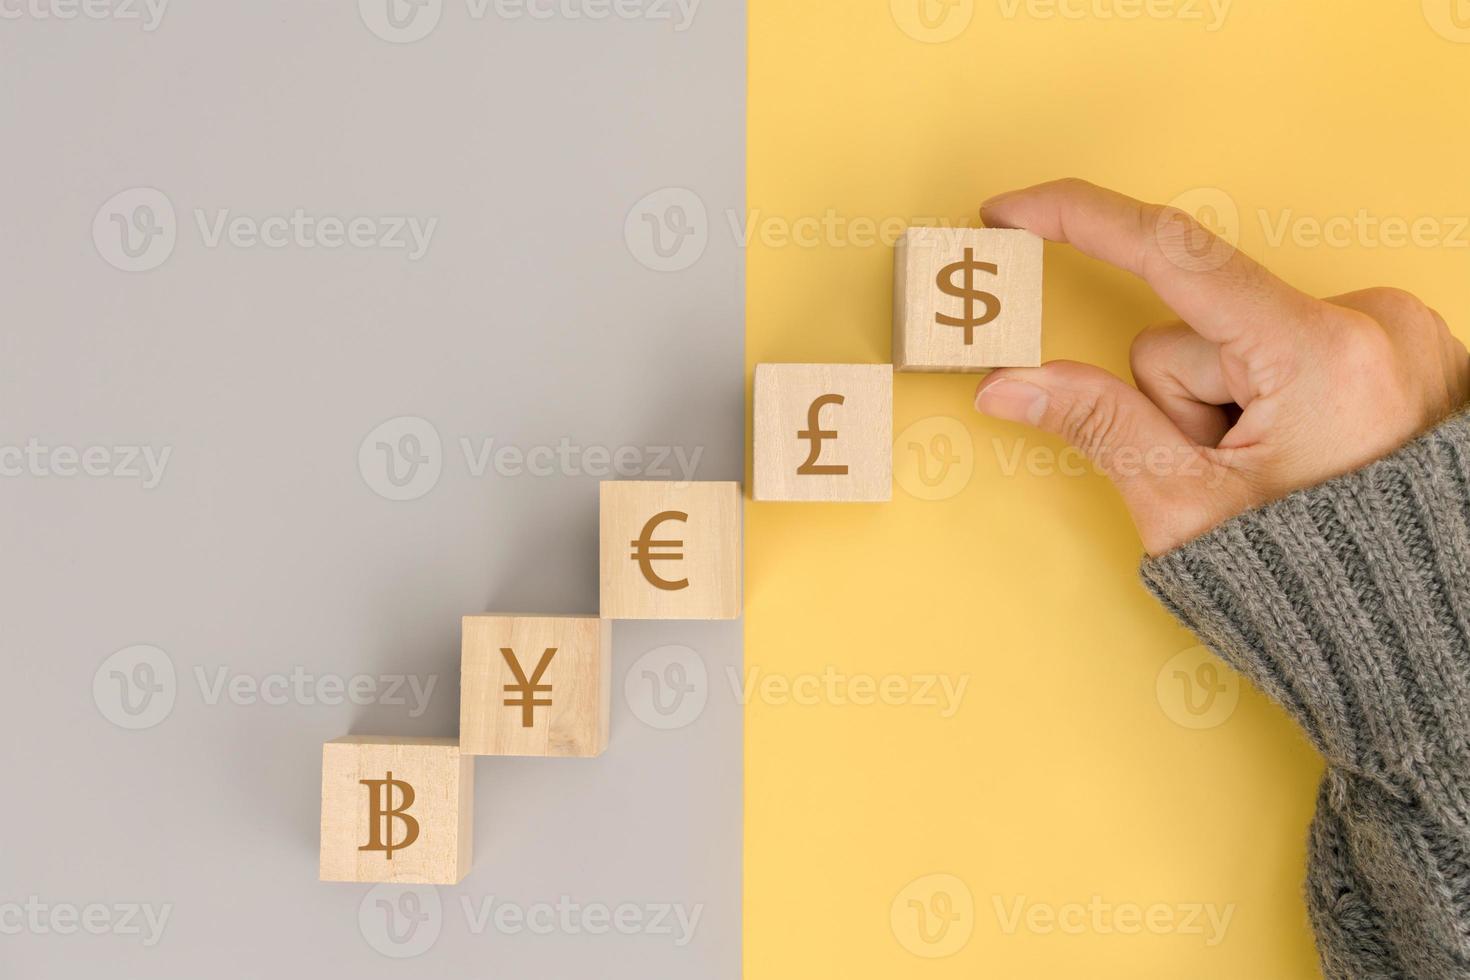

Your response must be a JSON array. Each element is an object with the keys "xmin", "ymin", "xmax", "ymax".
[
  {"xmin": 501, "ymin": 646, "xmax": 556, "ymax": 727},
  {"xmin": 935, "ymin": 247, "xmax": 1002, "ymax": 344},
  {"xmin": 797, "ymin": 393, "xmax": 848, "ymax": 476},
  {"xmin": 359, "ymin": 771, "xmax": 420, "ymax": 860},
  {"xmin": 631, "ymin": 510, "xmax": 689, "ymax": 591}
]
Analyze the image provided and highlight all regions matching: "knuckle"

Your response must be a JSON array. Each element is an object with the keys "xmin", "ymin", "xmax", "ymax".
[
  {"xmin": 1149, "ymin": 202, "xmax": 1195, "ymax": 231},
  {"xmin": 1053, "ymin": 176, "xmax": 1095, "ymax": 195},
  {"xmin": 1447, "ymin": 332, "xmax": 1469, "ymax": 367},
  {"xmin": 1356, "ymin": 286, "xmax": 1435, "ymax": 325},
  {"xmin": 1128, "ymin": 324, "xmax": 1178, "ymax": 377},
  {"xmin": 1145, "ymin": 204, "xmax": 1227, "ymax": 273},
  {"xmin": 1332, "ymin": 314, "xmax": 1397, "ymax": 376},
  {"xmin": 1155, "ymin": 202, "xmax": 1207, "ymax": 238},
  {"xmin": 1362, "ymin": 285, "xmax": 1422, "ymax": 308},
  {"xmin": 1143, "ymin": 202, "xmax": 1187, "ymax": 245},
  {"xmin": 1059, "ymin": 391, "xmax": 1130, "ymax": 460}
]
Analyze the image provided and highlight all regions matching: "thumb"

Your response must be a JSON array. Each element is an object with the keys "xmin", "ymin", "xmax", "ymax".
[{"xmin": 974, "ymin": 360, "xmax": 1205, "ymax": 521}]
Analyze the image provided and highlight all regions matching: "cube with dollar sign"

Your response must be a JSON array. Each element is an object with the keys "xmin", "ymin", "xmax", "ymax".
[
  {"xmin": 894, "ymin": 227, "xmax": 1043, "ymax": 371},
  {"xmin": 320, "ymin": 735, "xmax": 474, "ymax": 885}
]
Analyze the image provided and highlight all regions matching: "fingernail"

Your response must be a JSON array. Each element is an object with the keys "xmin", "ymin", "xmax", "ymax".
[{"xmin": 974, "ymin": 378, "xmax": 1049, "ymax": 426}]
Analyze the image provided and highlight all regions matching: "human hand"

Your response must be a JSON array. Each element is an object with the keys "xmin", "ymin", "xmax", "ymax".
[{"xmin": 972, "ymin": 178, "xmax": 1470, "ymax": 556}]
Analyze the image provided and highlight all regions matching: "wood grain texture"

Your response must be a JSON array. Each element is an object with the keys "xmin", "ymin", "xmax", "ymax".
[
  {"xmin": 600, "ymin": 481, "xmax": 742, "ymax": 620},
  {"xmin": 894, "ymin": 227, "xmax": 1043, "ymax": 370},
  {"xmin": 319, "ymin": 736, "xmax": 473, "ymax": 885},
  {"xmin": 754, "ymin": 363, "xmax": 893, "ymax": 501},
  {"xmin": 459, "ymin": 614, "xmax": 610, "ymax": 758}
]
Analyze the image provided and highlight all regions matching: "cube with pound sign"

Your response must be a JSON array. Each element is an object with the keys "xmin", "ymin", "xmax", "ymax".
[
  {"xmin": 600, "ymin": 481, "xmax": 742, "ymax": 619},
  {"xmin": 754, "ymin": 363, "xmax": 893, "ymax": 502},
  {"xmin": 320, "ymin": 735, "xmax": 474, "ymax": 885},
  {"xmin": 459, "ymin": 614, "xmax": 611, "ymax": 758},
  {"xmin": 894, "ymin": 227, "xmax": 1043, "ymax": 371}
]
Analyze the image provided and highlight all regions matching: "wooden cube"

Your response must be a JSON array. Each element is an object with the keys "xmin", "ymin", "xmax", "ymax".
[
  {"xmin": 320, "ymin": 736, "xmax": 473, "ymax": 885},
  {"xmin": 894, "ymin": 227, "xmax": 1043, "ymax": 371},
  {"xmin": 459, "ymin": 614, "xmax": 610, "ymax": 758},
  {"xmin": 754, "ymin": 363, "xmax": 893, "ymax": 502},
  {"xmin": 600, "ymin": 481, "xmax": 741, "ymax": 620}
]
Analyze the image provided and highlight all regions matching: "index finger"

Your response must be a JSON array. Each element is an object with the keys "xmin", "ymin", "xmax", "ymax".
[{"xmin": 980, "ymin": 178, "xmax": 1320, "ymax": 348}]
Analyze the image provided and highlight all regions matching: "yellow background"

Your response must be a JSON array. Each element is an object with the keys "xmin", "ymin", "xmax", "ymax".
[{"xmin": 744, "ymin": 1, "xmax": 1470, "ymax": 977}]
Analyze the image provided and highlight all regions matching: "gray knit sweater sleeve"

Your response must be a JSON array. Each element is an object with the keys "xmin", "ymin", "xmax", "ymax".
[{"xmin": 1141, "ymin": 409, "xmax": 1470, "ymax": 980}]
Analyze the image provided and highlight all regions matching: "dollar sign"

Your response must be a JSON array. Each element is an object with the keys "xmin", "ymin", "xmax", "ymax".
[
  {"xmin": 935, "ymin": 248, "xmax": 1002, "ymax": 345},
  {"xmin": 360, "ymin": 771, "xmax": 420, "ymax": 860}
]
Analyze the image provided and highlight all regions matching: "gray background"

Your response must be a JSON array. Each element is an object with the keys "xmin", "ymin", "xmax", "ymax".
[{"xmin": 0, "ymin": 1, "xmax": 744, "ymax": 976}]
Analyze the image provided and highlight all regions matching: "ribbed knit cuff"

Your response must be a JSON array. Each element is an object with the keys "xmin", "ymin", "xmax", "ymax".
[{"xmin": 1141, "ymin": 410, "xmax": 1470, "ymax": 815}]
